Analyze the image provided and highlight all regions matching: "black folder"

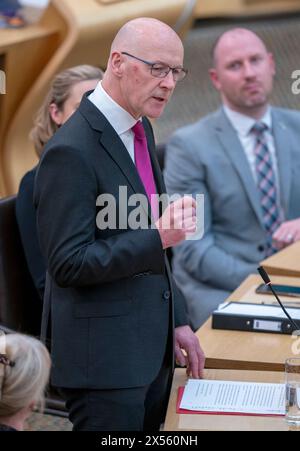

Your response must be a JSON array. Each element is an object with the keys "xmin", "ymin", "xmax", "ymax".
[{"xmin": 212, "ymin": 302, "xmax": 300, "ymax": 335}]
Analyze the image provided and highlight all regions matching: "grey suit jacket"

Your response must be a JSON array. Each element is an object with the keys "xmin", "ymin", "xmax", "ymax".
[{"xmin": 165, "ymin": 107, "xmax": 300, "ymax": 330}]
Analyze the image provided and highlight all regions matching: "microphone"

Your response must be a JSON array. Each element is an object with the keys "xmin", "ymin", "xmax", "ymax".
[{"xmin": 257, "ymin": 266, "xmax": 299, "ymax": 332}]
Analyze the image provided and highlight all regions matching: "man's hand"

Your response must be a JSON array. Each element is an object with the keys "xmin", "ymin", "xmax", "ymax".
[
  {"xmin": 273, "ymin": 218, "xmax": 300, "ymax": 249},
  {"xmin": 155, "ymin": 196, "xmax": 197, "ymax": 249},
  {"xmin": 174, "ymin": 325, "xmax": 205, "ymax": 379}
]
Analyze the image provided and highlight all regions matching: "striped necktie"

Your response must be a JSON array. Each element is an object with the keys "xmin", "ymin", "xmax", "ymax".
[{"xmin": 252, "ymin": 122, "xmax": 282, "ymax": 256}]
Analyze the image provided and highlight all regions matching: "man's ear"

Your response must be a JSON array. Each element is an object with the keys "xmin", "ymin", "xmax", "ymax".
[
  {"xmin": 268, "ymin": 52, "xmax": 276, "ymax": 77},
  {"xmin": 49, "ymin": 103, "xmax": 63, "ymax": 126},
  {"xmin": 209, "ymin": 68, "xmax": 221, "ymax": 91},
  {"xmin": 110, "ymin": 51, "xmax": 124, "ymax": 78}
]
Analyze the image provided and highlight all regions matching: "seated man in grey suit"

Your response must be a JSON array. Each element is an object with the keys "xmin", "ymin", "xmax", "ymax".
[{"xmin": 165, "ymin": 28, "xmax": 300, "ymax": 330}]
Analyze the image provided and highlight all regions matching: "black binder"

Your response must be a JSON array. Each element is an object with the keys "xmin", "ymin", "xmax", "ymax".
[{"xmin": 212, "ymin": 302, "xmax": 300, "ymax": 335}]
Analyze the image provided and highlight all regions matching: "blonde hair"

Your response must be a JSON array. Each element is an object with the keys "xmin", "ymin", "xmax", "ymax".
[
  {"xmin": 0, "ymin": 333, "xmax": 51, "ymax": 417},
  {"xmin": 30, "ymin": 65, "xmax": 103, "ymax": 156}
]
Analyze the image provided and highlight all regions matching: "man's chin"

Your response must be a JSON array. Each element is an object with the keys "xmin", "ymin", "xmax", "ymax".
[
  {"xmin": 146, "ymin": 106, "xmax": 167, "ymax": 119},
  {"xmin": 244, "ymin": 94, "xmax": 268, "ymax": 108}
]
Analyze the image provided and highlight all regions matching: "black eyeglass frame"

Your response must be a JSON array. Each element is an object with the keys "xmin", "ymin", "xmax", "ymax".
[{"xmin": 121, "ymin": 51, "xmax": 188, "ymax": 82}]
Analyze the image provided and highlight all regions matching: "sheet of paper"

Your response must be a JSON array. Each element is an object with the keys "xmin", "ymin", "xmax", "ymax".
[
  {"xmin": 217, "ymin": 302, "xmax": 300, "ymax": 320},
  {"xmin": 180, "ymin": 379, "xmax": 285, "ymax": 415}
]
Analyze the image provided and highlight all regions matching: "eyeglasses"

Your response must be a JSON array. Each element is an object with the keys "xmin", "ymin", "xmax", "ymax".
[{"xmin": 121, "ymin": 52, "xmax": 187, "ymax": 82}]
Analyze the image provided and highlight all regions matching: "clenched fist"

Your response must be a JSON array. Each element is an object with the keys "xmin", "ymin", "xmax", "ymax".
[{"xmin": 155, "ymin": 196, "xmax": 197, "ymax": 249}]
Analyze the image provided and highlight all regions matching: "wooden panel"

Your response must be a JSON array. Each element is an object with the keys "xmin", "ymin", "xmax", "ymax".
[
  {"xmin": 1, "ymin": 30, "xmax": 61, "ymax": 191},
  {"xmin": 195, "ymin": 0, "xmax": 300, "ymax": 17},
  {"xmin": 97, "ymin": 0, "xmax": 135, "ymax": 4},
  {"xmin": 0, "ymin": 0, "xmax": 196, "ymax": 196},
  {"xmin": 0, "ymin": 3, "xmax": 64, "ymax": 197},
  {"xmin": 260, "ymin": 241, "xmax": 300, "ymax": 277}
]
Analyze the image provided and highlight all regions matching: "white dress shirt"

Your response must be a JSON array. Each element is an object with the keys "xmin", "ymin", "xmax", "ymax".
[
  {"xmin": 223, "ymin": 105, "xmax": 280, "ymax": 189},
  {"xmin": 88, "ymin": 81, "xmax": 138, "ymax": 163}
]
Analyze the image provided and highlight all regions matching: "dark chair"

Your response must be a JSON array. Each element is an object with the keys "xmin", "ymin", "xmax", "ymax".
[
  {"xmin": 0, "ymin": 195, "xmax": 67, "ymax": 417},
  {"xmin": 0, "ymin": 196, "xmax": 42, "ymax": 334}
]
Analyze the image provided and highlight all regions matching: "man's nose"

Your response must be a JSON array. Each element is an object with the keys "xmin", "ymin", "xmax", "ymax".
[
  {"xmin": 161, "ymin": 70, "xmax": 177, "ymax": 89},
  {"xmin": 243, "ymin": 61, "xmax": 256, "ymax": 78}
]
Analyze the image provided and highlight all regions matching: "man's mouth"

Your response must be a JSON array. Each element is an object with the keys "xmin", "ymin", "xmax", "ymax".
[
  {"xmin": 244, "ymin": 83, "xmax": 261, "ymax": 92},
  {"xmin": 152, "ymin": 96, "xmax": 166, "ymax": 103}
]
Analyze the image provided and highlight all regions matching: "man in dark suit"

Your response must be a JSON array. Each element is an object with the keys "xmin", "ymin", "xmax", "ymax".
[{"xmin": 34, "ymin": 18, "xmax": 205, "ymax": 431}]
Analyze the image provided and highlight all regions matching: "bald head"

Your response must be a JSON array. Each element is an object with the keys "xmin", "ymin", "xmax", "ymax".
[
  {"xmin": 209, "ymin": 27, "xmax": 275, "ymax": 119},
  {"xmin": 212, "ymin": 28, "xmax": 268, "ymax": 68},
  {"xmin": 102, "ymin": 18, "xmax": 184, "ymax": 120},
  {"xmin": 110, "ymin": 17, "xmax": 183, "ymax": 58}
]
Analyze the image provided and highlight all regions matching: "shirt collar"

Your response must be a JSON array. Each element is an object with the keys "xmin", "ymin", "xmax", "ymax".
[
  {"xmin": 88, "ymin": 81, "xmax": 138, "ymax": 135},
  {"xmin": 223, "ymin": 105, "xmax": 272, "ymax": 137}
]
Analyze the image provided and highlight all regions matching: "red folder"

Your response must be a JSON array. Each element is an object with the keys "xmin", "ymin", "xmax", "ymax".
[{"xmin": 176, "ymin": 387, "xmax": 284, "ymax": 417}]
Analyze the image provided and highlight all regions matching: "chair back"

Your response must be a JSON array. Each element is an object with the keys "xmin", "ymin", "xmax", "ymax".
[{"xmin": 0, "ymin": 196, "xmax": 41, "ymax": 335}]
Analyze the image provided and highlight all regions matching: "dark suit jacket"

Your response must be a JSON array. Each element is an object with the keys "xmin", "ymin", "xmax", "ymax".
[
  {"xmin": 34, "ymin": 94, "xmax": 188, "ymax": 389},
  {"xmin": 16, "ymin": 167, "xmax": 46, "ymax": 300}
]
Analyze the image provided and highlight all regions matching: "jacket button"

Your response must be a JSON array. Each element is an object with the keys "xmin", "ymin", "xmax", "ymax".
[
  {"xmin": 258, "ymin": 245, "xmax": 264, "ymax": 252},
  {"xmin": 163, "ymin": 290, "xmax": 171, "ymax": 301}
]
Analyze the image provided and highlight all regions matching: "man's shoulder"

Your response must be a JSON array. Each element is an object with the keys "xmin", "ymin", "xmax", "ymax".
[
  {"xmin": 272, "ymin": 106, "xmax": 300, "ymax": 125},
  {"xmin": 43, "ymin": 111, "xmax": 95, "ymax": 156},
  {"xmin": 19, "ymin": 166, "xmax": 37, "ymax": 187}
]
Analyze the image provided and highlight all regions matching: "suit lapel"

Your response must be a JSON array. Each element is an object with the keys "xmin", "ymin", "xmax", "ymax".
[
  {"xmin": 101, "ymin": 121, "xmax": 158, "ymax": 222},
  {"xmin": 79, "ymin": 96, "xmax": 159, "ymax": 220},
  {"xmin": 100, "ymin": 121, "xmax": 147, "ymax": 197},
  {"xmin": 79, "ymin": 95, "xmax": 146, "ymax": 196},
  {"xmin": 272, "ymin": 109, "xmax": 291, "ymax": 216},
  {"xmin": 214, "ymin": 109, "xmax": 265, "ymax": 228}
]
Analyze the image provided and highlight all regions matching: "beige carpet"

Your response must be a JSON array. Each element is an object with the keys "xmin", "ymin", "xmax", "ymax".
[{"xmin": 25, "ymin": 412, "xmax": 72, "ymax": 431}]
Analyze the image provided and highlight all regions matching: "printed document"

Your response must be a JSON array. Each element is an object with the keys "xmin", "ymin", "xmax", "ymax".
[{"xmin": 180, "ymin": 380, "xmax": 285, "ymax": 415}]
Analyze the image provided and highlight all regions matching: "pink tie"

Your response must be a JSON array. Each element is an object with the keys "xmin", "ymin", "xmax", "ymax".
[{"xmin": 132, "ymin": 121, "xmax": 158, "ymax": 220}]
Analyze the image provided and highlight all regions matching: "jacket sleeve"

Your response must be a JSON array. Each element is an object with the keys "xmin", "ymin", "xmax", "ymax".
[
  {"xmin": 164, "ymin": 256, "xmax": 188, "ymax": 327},
  {"xmin": 34, "ymin": 145, "xmax": 165, "ymax": 288},
  {"xmin": 173, "ymin": 279, "xmax": 189, "ymax": 327},
  {"xmin": 164, "ymin": 133, "xmax": 257, "ymax": 292}
]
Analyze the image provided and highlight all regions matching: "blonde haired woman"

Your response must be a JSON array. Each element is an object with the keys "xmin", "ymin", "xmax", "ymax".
[
  {"xmin": 0, "ymin": 333, "xmax": 51, "ymax": 431},
  {"xmin": 16, "ymin": 65, "xmax": 103, "ymax": 299},
  {"xmin": 30, "ymin": 64, "xmax": 103, "ymax": 157}
]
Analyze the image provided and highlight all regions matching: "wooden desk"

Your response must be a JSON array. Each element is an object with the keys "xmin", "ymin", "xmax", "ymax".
[
  {"xmin": 164, "ymin": 368, "xmax": 294, "ymax": 431},
  {"xmin": 196, "ymin": 275, "xmax": 300, "ymax": 372},
  {"xmin": 260, "ymin": 241, "xmax": 300, "ymax": 278}
]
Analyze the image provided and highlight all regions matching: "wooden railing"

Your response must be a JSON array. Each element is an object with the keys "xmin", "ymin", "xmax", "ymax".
[{"xmin": 195, "ymin": 0, "xmax": 300, "ymax": 18}]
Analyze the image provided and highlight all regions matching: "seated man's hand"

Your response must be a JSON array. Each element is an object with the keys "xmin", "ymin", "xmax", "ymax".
[{"xmin": 273, "ymin": 218, "xmax": 300, "ymax": 249}]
